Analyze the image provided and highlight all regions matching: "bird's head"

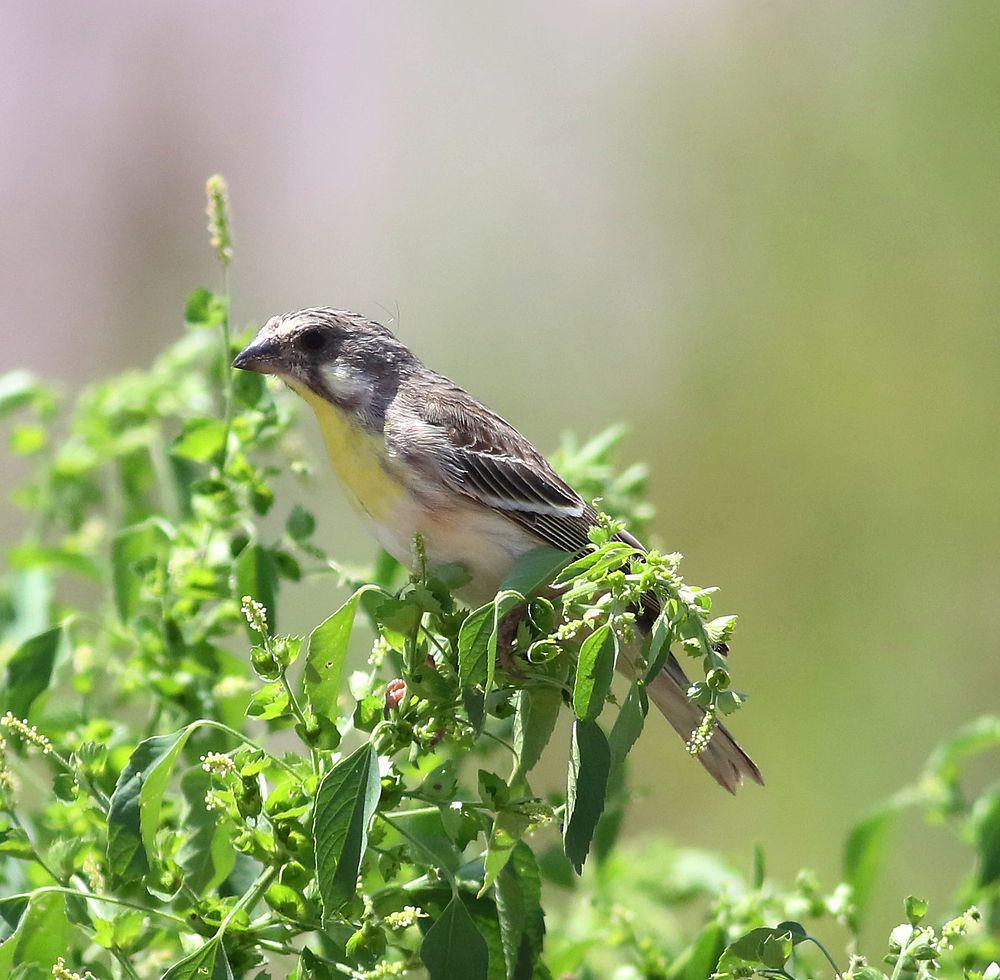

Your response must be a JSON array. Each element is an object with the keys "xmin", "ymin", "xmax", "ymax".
[{"xmin": 233, "ymin": 308, "xmax": 414, "ymax": 413}]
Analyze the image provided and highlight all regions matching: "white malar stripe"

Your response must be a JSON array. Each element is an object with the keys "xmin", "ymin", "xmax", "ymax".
[{"xmin": 321, "ymin": 362, "xmax": 368, "ymax": 404}]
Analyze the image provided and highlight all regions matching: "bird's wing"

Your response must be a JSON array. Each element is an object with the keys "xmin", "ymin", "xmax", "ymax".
[{"xmin": 392, "ymin": 380, "xmax": 602, "ymax": 555}]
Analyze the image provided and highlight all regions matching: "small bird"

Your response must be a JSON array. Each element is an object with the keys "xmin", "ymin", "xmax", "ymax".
[{"xmin": 234, "ymin": 308, "xmax": 761, "ymax": 792}]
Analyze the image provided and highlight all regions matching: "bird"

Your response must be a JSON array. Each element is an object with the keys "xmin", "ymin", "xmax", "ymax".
[{"xmin": 233, "ymin": 308, "xmax": 762, "ymax": 792}]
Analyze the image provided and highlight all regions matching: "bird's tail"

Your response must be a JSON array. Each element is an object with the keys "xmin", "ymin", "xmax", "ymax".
[{"xmin": 639, "ymin": 653, "xmax": 763, "ymax": 794}]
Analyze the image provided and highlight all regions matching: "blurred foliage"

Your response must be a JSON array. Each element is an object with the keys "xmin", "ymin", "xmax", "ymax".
[{"xmin": 0, "ymin": 181, "xmax": 996, "ymax": 979}]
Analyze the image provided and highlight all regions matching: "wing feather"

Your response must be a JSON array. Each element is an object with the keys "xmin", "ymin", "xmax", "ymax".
[{"xmin": 389, "ymin": 379, "xmax": 599, "ymax": 555}]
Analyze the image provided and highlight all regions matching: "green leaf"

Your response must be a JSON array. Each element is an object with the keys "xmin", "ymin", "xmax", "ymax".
[
  {"xmin": 572, "ymin": 624, "xmax": 617, "ymax": 722},
  {"xmin": 972, "ymin": 787, "xmax": 1000, "ymax": 887},
  {"xmin": 512, "ymin": 675, "xmax": 566, "ymax": 780},
  {"xmin": 236, "ymin": 543, "xmax": 278, "ymax": 637},
  {"xmin": 665, "ymin": 922, "xmax": 727, "ymax": 980},
  {"xmin": 495, "ymin": 842, "xmax": 545, "ymax": 980},
  {"xmin": 500, "ymin": 546, "xmax": 572, "ymax": 595},
  {"xmin": 184, "ymin": 287, "xmax": 227, "ymax": 329},
  {"xmin": 177, "ymin": 769, "xmax": 237, "ymax": 895},
  {"xmin": 479, "ymin": 810, "xmax": 531, "ymax": 897},
  {"xmin": 926, "ymin": 715, "xmax": 1000, "ymax": 783},
  {"xmin": 460, "ymin": 591, "xmax": 523, "ymax": 693},
  {"xmin": 304, "ymin": 586, "xmax": 379, "ymax": 720},
  {"xmin": 0, "ymin": 892, "xmax": 71, "ymax": 973},
  {"xmin": 9, "ymin": 424, "xmax": 47, "ymax": 456},
  {"xmin": 608, "ymin": 681, "xmax": 648, "ymax": 770},
  {"xmin": 715, "ymin": 925, "xmax": 807, "ymax": 977},
  {"xmin": 459, "ymin": 604, "xmax": 494, "ymax": 688},
  {"xmin": 162, "ymin": 936, "xmax": 234, "ymax": 979},
  {"xmin": 245, "ymin": 681, "xmax": 291, "ymax": 720},
  {"xmin": 107, "ymin": 726, "xmax": 194, "ymax": 885},
  {"xmin": 286, "ymin": 504, "xmax": 316, "ymax": 541},
  {"xmin": 388, "ymin": 808, "xmax": 464, "ymax": 876},
  {"xmin": 563, "ymin": 720, "xmax": 611, "ymax": 874},
  {"xmin": 111, "ymin": 519, "xmax": 170, "ymax": 621},
  {"xmin": 421, "ymin": 895, "xmax": 489, "ymax": 980},
  {"xmin": 904, "ymin": 895, "xmax": 928, "ymax": 925},
  {"xmin": 844, "ymin": 804, "xmax": 901, "ymax": 922},
  {"xmin": 0, "ymin": 370, "xmax": 43, "ymax": 417},
  {"xmin": 552, "ymin": 542, "xmax": 635, "ymax": 586},
  {"xmin": 2, "ymin": 624, "xmax": 62, "ymax": 720},
  {"xmin": 419, "ymin": 761, "xmax": 458, "ymax": 801},
  {"xmin": 312, "ymin": 743, "xmax": 381, "ymax": 913},
  {"xmin": 643, "ymin": 612, "xmax": 673, "ymax": 684},
  {"xmin": 170, "ymin": 417, "xmax": 228, "ymax": 463}
]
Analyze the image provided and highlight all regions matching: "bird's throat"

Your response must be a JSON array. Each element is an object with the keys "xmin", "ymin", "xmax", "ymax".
[{"xmin": 291, "ymin": 382, "xmax": 405, "ymax": 524}]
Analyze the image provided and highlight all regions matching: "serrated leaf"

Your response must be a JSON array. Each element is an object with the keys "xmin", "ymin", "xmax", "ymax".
[
  {"xmin": 512, "ymin": 675, "xmax": 566, "ymax": 780},
  {"xmin": 496, "ymin": 842, "xmax": 544, "ymax": 980},
  {"xmin": 162, "ymin": 936, "xmax": 234, "ymax": 979},
  {"xmin": 563, "ymin": 720, "xmax": 610, "ymax": 874},
  {"xmin": 304, "ymin": 586, "xmax": 379, "ymax": 721},
  {"xmin": 312, "ymin": 743, "xmax": 381, "ymax": 913},
  {"xmin": 572, "ymin": 624, "xmax": 617, "ymax": 722},
  {"xmin": 459, "ymin": 604, "xmax": 495, "ymax": 688},
  {"xmin": 107, "ymin": 726, "xmax": 194, "ymax": 885},
  {"xmin": 2, "ymin": 624, "xmax": 62, "ymax": 721},
  {"xmin": 608, "ymin": 681, "xmax": 648, "ymax": 770},
  {"xmin": 420, "ymin": 895, "xmax": 489, "ymax": 980}
]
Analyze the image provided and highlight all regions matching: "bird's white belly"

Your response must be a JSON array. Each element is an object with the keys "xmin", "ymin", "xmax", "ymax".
[{"xmin": 372, "ymin": 494, "xmax": 540, "ymax": 603}]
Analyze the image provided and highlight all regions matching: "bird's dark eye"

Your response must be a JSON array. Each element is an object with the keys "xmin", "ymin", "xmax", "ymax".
[{"xmin": 296, "ymin": 327, "xmax": 327, "ymax": 353}]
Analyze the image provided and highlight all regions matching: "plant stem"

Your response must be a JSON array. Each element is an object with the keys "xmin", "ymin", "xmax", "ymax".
[
  {"xmin": 8, "ymin": 886, "xmax": 190, "ymax": 929},
  {"xmin": 219, "ymin": 263, "xmax": 234, "ymax": 471},
  {"xmin": 216, "ymin": 865, "xmax": 277, "ymax": 937},
  {"xmin": 278, "ymin": 669, "xmax": 320, "ymax": 776}
]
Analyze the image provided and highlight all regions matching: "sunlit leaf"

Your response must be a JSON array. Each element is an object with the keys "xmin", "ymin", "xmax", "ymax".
[
  {"xmin": 420, "ymin": 895, "xmax": 489, "ymax": 980},
  {"xmin": 304, "ymin": 586, "xmax": 380, "ymax": 721},
  {"xmin": 312, "ymin": 743, "xmax": 381, "ymax": 913},
  {"xmin": 572, "ymin": 624, "xmax": 617, "ymax": 722},
  {"xmin": 2, "ymin": 624, "xmax": 63, "ymax": 720},
  {"xmin": 563, "ymin": 720, "xmax": 610, "ymax": 874},
  {"xmin": 162, "ymin": 936, "xmax": 234, "ymax": 979},
  {"xmin": 107, "ymin": 726, "xmax": 194, "ymax": 885}
]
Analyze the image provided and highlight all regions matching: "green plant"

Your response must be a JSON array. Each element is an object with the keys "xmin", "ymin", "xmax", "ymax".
[{"xmin": 0, "ymin": 178, "xmax": 996, "ymax": 979}]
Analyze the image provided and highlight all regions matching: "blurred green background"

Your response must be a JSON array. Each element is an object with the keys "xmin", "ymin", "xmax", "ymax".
[{"xmin": 2, "ymin": 0, "xmax": 998, "ymax": 942}]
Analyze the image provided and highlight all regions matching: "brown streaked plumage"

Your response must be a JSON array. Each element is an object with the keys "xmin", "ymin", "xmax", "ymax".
[{"xmin": 234, "ymin": 308, "xmax": 762, "ymax": 792}]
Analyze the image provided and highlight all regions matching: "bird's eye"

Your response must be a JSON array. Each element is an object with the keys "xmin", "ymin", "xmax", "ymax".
[{"xmin": 296, "ymin": 327, "xmax": 327, "ymax": 353}]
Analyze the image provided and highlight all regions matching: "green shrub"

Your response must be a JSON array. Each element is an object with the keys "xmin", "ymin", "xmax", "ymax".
[{"xmin": 0, "ymin": 178, "xmax": 996, "ymax": 979}]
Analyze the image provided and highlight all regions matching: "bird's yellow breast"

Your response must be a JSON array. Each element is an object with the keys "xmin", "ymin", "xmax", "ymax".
[{"xmin": 293, "ymin": 384, "xmax": 406, "ymax": 523}]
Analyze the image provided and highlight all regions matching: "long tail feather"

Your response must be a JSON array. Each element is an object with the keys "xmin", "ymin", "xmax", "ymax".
[{"xmin": 643, "ymin": 655, "xmax": 763, "ymax": 793}]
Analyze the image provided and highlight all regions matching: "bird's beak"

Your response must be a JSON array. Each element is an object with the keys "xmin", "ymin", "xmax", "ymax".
[{"xmin": 232, "ymin": 337, "xmax": 283, "ymax": 374}]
